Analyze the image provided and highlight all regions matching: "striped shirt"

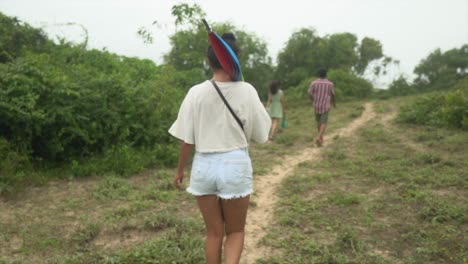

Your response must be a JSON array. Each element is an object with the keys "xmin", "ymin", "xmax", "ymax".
[{"xmin": 308, "ymin": 79, "xmax": 335, "ymax": 114}]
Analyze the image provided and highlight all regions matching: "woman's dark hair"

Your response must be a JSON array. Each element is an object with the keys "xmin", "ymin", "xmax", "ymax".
[
  {"xmin": 207, "ymin": 33, "xmax": 240, "ymax": 69},
  {"xmin": 269, "ymin": 80, "xmax": 281, "ymax": 95}
]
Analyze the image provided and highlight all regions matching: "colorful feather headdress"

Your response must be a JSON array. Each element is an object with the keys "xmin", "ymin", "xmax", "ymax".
[{"xmin": 202, "ymin": 19, "xmax": 243, "ymax": 81}]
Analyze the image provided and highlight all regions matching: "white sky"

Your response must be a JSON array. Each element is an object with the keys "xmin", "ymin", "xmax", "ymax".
[{"xmin": 1, "ymin": 0, "xmax": 467, "ymax": 87}]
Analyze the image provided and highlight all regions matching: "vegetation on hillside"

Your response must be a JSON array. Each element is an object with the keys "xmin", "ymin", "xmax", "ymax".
[
  {"xmin": 0, "ymin": 3, "xmax": 396, "ymax": 192},
  {"xmin": 274, "ymin": 28, "xmax": 393, "ymax": 89},
  {"xmin": 398, "ymin": 77, "xmax": 468, "ymax": 130},
  {"xmin": 0, "ymin": 3, "xmax": 466, "ymax": 263},
  {"xmin": 388, "ymin": 45, "xmax": 468, "ymax": 96}
]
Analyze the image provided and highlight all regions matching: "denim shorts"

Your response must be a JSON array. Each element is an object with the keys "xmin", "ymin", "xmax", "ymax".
[{"xmin": 187, "ymin": 148, "xmax": 253, "ymax": 199}]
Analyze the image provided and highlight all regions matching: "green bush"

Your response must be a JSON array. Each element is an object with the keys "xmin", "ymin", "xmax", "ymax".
[
  {"xmin": 398, "ymin": 78, "xmax": 468, "ymax": 130},
  {"xmin": 388, "ymin": 75, "xmax": 414, "ymax": 96},
  {"xmin": 286, "ymin": 77, "xmax": 314, "ymax": 101},
  {"xmin": 0, "ymin": 137, "xmax": 32, "ymax": 194},
  {"xmin": 0, "ymin": 13, "xmax": 52, "ymax": 62},
  {"xmin": 0, "ymin": 13, "xmax": 185, "ymax": 168},
  {"xmin": 0, "ymin": 52, "xmax": 183, "ymax": 161},
  {"xmin": 328, "ymin": 69, "xmax": 373, "ymax": 98},
  {"xmin": 286, "ymin": 69, "xmax": 373, "ymax": 102},
  {"xmin": 0, "ymin": 12, "xmax": 190, "ymax": 192}
]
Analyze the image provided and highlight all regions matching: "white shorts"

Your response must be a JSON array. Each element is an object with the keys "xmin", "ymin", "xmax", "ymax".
[{"xmin": 187, "ymin": 148, "xmax": 253, "ymax": 199}]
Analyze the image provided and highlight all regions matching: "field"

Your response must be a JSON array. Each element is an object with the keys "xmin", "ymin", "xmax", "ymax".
[{"xmin": 0, "ymin": 97, "xmax": 467, "ymax": 264}]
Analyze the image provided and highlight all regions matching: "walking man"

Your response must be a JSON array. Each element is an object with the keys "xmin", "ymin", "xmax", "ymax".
[{"xmin": 308, "ymin": 68, "xmax": 336, "ymax": 147}]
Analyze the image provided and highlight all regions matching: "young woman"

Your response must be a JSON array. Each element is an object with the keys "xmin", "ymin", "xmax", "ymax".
[
  {"xmin": 168, "ymin": 33, "xmax": 271, "ymax": 264},
  {"xmin": 266, "ymin": 80, "xmax": 286, "ymax": 141}
]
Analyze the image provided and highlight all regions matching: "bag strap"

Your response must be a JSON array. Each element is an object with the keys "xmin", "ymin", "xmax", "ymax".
[{"xmin": 210, "ymin": 80, "xmax": 244, "ymax": 131}]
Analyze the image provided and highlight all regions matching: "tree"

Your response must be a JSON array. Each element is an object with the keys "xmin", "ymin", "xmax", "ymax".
[
  {"xmin": 326, "ymin": 33, "xmax": 359, "ymax": 70},
  {"xmin": 355, "ymin": 37, "xmax": 384, "ymax": 75},
  {"xmin": 328, "ymin": 69, "xmax": 373, "ymax": 98},
  {"xmin": 275, "ymin": 28, "xmax": 388, "ymax": 89},
  {"xmin": 388, "ymin": 75, "xmax": 413, "ymax": 96},
  {"xmin": 275, "ymin": 28, "xmax": 322, "ymax": 88},
  {"xmin": 171, "ymin": 3, "xmax": 206, "ymax": 31},
  {"xmin": 0, "ymin": 13, "xmax": 51, "ymax": 62},
  {"xmin": 414, "ymin": 45, "xmax": 468, "ymax": 91},
  {"xmin": 164, "ymin": 5, "xmax": 274, "ymax": 97}
]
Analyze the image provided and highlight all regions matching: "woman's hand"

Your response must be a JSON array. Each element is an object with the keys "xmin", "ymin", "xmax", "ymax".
[
  {"xmin": 174, "ymin": 141, "xmax": 194, "ymax": 190},
  {"xmin": 174, "ymin": 171, "xmax": 184, "ymax": 190}
]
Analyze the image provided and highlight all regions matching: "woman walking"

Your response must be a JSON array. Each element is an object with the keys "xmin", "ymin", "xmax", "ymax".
[
  {"xmin": 169, "ymin": 33, "xmax": 271, "ymax": 264},
  {"xmin": 266, "ymin": 80, "xmax": 286, "ymax": 141}
]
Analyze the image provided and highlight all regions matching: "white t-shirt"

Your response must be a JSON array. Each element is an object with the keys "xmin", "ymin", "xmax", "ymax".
[{"xmin": 169, "ymin": 80, "xmax": 272, "ymax": 153}]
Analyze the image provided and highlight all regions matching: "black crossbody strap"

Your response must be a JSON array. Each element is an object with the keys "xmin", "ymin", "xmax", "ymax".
[{"xmin": 210, "ymin": 80, "xmax": 244, "ymax": 131}]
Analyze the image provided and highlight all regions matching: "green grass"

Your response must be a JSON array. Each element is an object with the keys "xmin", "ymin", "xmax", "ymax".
[
  {"xmin": 0, "ymin": 99, "xmax": 368, "ymax": 263},
  {"xmin": 3, "ymin": 96, "xmax": 465, "ymax": 263},
  {"xmin": 250, "ymin": 99, "xmax": 366, "ymax": 176},
  {"xmin": 257, "ymin": 103, "xmax": 467, "ymax": 264},
  {"xmin": 0, "ymin": 168, "xmax": 205, "ymax": 263}
]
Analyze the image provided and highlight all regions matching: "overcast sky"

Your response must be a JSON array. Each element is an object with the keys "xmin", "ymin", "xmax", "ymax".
[{"xmin": 1, "ymin": 0, "xmax": 467, "ymax": 86}]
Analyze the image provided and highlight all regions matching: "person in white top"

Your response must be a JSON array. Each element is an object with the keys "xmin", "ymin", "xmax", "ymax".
[{"xmin": 168, "ymin": 33, "xmax": 271, "ymax": 264}]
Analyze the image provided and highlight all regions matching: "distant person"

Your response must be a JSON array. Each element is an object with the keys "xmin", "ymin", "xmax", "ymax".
[
  {"xmin": 308, "ymin": 68, "xmax": 336, "ymax": 147},
  {"xmin": 266, "ymin": 80, "xmax": 286, "ymax": 141},
  {"xmin": 169, "ymin": 33, "xmax": 271, "ymax": 264}
]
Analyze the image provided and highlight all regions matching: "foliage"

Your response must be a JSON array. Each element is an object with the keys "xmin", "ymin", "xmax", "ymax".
[
  {"xmin": 0, "ymin": 137, "xmax": 31, "ymax": 194},
  {"xmin": 355, "ymin": 37, "xmax": 384, "ymax": 75},
  {"xmin": 274, "ymin": 28, "xmax": 324, "ymax": 88},
  {"xmin": 0, "ymin": 53, "xmax": 182, "ymax": 161},
  {"xmin": 387, "ymin": 75, "xmax": 414, "ymax": 96},
  {"xmin": 384, "ymin": 44, "xmax": 467, "ymax": 98},
  {"xmin": 0, "ymin": 12, "xmax": 186, "ymax": 193},
  {"xmin": 398, "ymin": 78, "xmax": 468, "ymax": 130},
  {"xmin": 286, "ymin": 77, "xmax": 315, "ymax": 101},
  {"xmin": 285, "ymin": 69, "xmax": 373, "ymax": 102},
  {"xmin": 413, "ymin": 45, "xmax": 468, "ymax": 91},
  {"xmin": 328, "ymin": 69, "xmax": 374, "ymax": 98},
  {"xmin": 0, "ymin": 12, "xmax": 52, "ymax": 62},
  {"xmin": 171, "ymin": 3, "xmax": 206, "ymax": 29},
  {"xmin": 0, "ymin": 14, "xmax": 184, "ymax": 164},
  {"xmin": 274, "ymin": 27, "xmax": 387, "ymax": 88},
  {"xmin": 164, "ymin": 12, "xmax": 274, "ymax": 99}
]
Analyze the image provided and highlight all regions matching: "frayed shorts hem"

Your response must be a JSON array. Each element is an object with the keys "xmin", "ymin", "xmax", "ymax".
[{"xmin": 186, "ymin": 188, "xmax": 253, "ymax": 200}]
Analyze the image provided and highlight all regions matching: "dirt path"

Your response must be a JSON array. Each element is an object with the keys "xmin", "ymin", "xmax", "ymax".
[{"xmin": 241, "ymin": 102, "xmax": 375, "ymax": 264}]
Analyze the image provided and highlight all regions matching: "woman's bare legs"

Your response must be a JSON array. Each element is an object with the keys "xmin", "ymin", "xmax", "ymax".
[
  {"xmin": 270, "ymin": 118, "xmax": 279, "ymax": 140},
  {"xmin": 196, "ymin": 195, "xmax": 224, "ymax": 264},
  {"xmin": 221, "ymin": 196, "xmax": 250, "ymax": 264},
  {"xmin": 196, "ymin": 195, "xmax": 250, "ymax": 264}
]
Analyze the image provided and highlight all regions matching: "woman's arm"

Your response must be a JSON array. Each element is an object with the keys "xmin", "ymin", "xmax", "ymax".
[
  {"xmin": 266, "ymin": 92, "xmax": 272, "ymax": 108},
  {"xmin": 174, "ymin": 141, "xmax": 194, "ymax": 189}
]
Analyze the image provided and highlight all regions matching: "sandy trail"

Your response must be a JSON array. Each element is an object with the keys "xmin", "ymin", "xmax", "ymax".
[{"xmin": 241, "ymin": 102, "xmax": 375, "ymax": 264}]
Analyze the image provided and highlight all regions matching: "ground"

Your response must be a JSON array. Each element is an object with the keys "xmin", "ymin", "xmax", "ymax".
[{"xmin": 0, "ymin": 98, "xmax": 466, "ymax": 264}]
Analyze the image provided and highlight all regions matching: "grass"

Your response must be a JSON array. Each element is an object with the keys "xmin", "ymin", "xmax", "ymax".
[
  {"xmin": 0, "ymin": 98, "xmax": 365, "ymax": 263},
  {"xmin": 256, "ymin": 97, "xmax": 467, "ymax": 264},
  {"xmin": 0, "ymin": 168, "xmax": 204, "ymax": 263},
  {"xmin": 250, "ymin": 99, "xmax": 366, "ymax": 176},
  {"xmin": 3, "ymin": 95, "xmax": 465, "ymax": 263}
]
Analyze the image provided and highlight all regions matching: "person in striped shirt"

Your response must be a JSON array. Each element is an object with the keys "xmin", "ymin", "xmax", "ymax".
[{"xmin": 308, "ymin": 68, "xmax": 336, "ymax": 147}]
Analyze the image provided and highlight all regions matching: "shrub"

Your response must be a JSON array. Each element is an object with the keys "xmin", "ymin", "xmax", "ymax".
[
  {"xmin": 0, "ymin": 137, "xmax": 31, "ymax": 194},
  {"xmin": 328, "ymin": 69, "xmax": 373, "ymax": 98},
  {"xmin": 388, "ymin": 75, "xmax": 414, "ymax": 96},
  {"xmin": 398, "ymin": 78, "xmax": 468, "ymax": 130},
  {"xmin": 0, "ymin": 13, "xmax": 185, "ymax": 190},
  {"xmin": 286, "ymin": 69, "xmax": 374, "ymax": 102}
]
